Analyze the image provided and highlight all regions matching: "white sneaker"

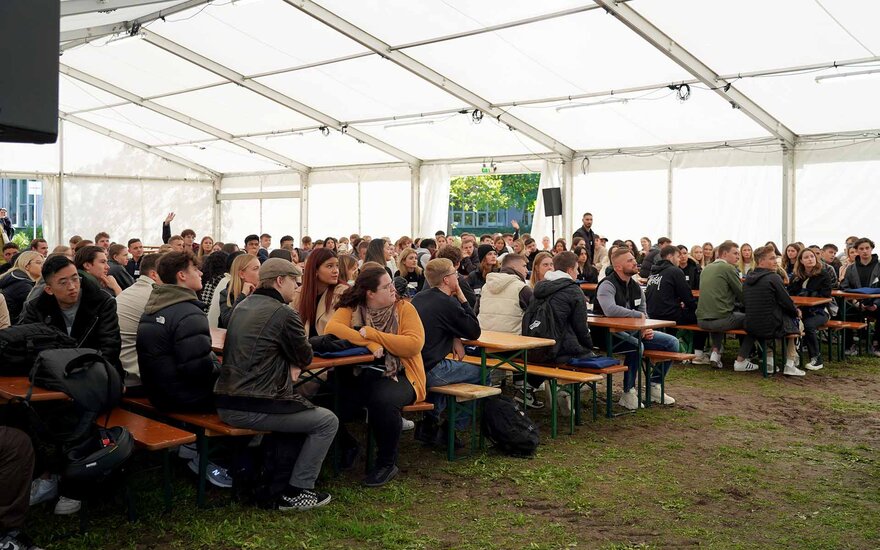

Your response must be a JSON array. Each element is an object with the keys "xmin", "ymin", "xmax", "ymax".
[
  {"xmin": 783, "ymin": 361, "xmax": 806, "ymax": 377},
  {"xmin": 733, "ymin": 359, "xmax": 759, "ymax": 372},
  {"xmin": 710, "ymin": 350, "xmax": 723, "ymax": 369},
  {"xmin": 618, "ymin": 388, "xmax": 644, "ymax": 410},
  {"xmin": 401, "ymin": 418, "xmax": 415, "ymax": 431},
  {"xmin": 691, "ymin": 351, "xmax": 711, "ymax": 365},
  {"xmin": 29, "ymin": 476, "xmax": 58, "ymax": 506},
  {"xmin": 54, "ymin": 496, "xmax": 81, "ymax": 515},
  {"xmin": 650, "ymin": 383, "xmax": 676, "ymax": 405},
  {"xmin": 805, "ymin": 356, "xmax": 824, "ymax": 371}
]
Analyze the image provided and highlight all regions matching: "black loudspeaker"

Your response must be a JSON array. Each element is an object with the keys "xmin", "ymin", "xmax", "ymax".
[
  {"xmin": 542, "ymin": 188, "xmax": 562, "ymax": 217},
  {"xmin": 0, "ymin": 0, "xmax": 60, "ymax": 144}
]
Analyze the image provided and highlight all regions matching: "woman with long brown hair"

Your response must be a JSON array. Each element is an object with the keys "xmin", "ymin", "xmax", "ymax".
[
  {"xmin": 788, "ymin": 247, "xmax": 833, "ymax": 371},
  {"xmin": 292, "ymin": 247, "xmax": 343, "ymax": 337},
  {"xmin": 529, "ymin": 251, "xmax": 554, "ymax": 288},
  {"xmin": 325, "ymin": 266, "xmax": 426, "ymax": 487},
  {"xmin": 197, "ymin": 236, "xmax": 214, "ymax": 261},
  {"xmin": 394, "ymin": 248, "xmax": 425, "ymax": 297}
]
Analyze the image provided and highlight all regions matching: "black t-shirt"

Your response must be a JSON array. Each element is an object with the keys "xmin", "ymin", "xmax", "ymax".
[{"xmin": 410, "ymin": 288, "xmax": 481, "ymax": 371}]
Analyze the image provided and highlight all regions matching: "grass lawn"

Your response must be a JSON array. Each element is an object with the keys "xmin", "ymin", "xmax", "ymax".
[{"xmin": 28, "ymin": 353, "xmax": 880, "ymax": 549}]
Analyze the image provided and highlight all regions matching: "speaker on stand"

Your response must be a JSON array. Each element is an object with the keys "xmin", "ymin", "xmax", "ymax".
[{"xmin": 542, "ymin": 188, "xmax": 563, "ymax": 244}]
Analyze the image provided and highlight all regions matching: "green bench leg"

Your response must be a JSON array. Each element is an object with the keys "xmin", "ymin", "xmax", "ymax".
[{"xmin": 550, "ymin": 379, "xmax": 558, "ymax": 439}]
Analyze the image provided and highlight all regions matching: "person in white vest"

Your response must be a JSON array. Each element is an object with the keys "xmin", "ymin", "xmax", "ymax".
[
  {"xmin": 476, "ymin": 253, "xmax": 532, "ymax": 335},
  {"xmin": 475, "ymin": 253, "xmax": 546, "ymax": 409}
]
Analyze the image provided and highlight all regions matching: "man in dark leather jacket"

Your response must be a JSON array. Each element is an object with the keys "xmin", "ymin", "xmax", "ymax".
[
  {"xmin": 215, "ymin": 259, "xmax": 337, "ymax": 511},
  {"xmin": 19, "ymin": 255, "xmax": 121, "ymax": 376}
]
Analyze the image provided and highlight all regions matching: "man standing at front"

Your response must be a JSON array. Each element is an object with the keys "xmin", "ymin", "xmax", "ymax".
[{"xmin": 572, "ymin": 212, "xmax": 596, "ymax": 263}]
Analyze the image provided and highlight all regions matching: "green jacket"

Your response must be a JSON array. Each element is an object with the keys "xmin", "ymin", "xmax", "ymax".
[{"xmin": 696, "ymin": 260, "xmax": 742, "ymax": 320}]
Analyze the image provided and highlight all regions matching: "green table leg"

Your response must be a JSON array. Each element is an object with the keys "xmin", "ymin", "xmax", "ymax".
[
  {"xmin": 637, "ymin": 336, "xmax": 645, "ymax": 408},
  {"xmin": 549, "ymin": 379, "xmax": 558, "ymax": 439}
]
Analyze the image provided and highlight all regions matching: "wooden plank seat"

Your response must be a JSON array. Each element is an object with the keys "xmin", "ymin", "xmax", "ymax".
[
  {"xmin": 122, "ymin": 397, "xmax": 263, "ymax": 437},
  {"xmin": 430, "ymin": 383, "xmax": 501, "ymax": 402},
  {"xmin": 821, "ymin": 320, "xmax": 867, "ymax": 331},
  {"xmin": 402, "ymin": 401, "xmax": 434, "ymax": 413},
  {"xmin": 122, "ymin": 396, "xmax": 264, "ymax": 507},
  {"xmin": 107, "ymin": 407, "xmax": 196, "ymax": 451}
]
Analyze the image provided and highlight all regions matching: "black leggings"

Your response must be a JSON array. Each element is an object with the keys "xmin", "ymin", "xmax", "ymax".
[{"xmin": 335, "ymin": 369, "xmax": 415, "ymax": 469}]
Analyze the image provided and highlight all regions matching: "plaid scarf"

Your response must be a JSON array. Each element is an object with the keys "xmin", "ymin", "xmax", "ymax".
[{"xmin": 356, "ymin": 303, "xmax": 402, "ymax": 377}]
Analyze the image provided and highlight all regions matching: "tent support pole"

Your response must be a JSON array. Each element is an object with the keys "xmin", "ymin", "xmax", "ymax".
[
  {"xmin": 411, "ymin": 166, "xmax": 421, "ymax": 238},
  {"xmin": 782, "ymin": 146, "xmax": 796, "ymax": 244},
  {"xmin": 300, "ymin": 172, "xmax": 309, "ymax": 238}
]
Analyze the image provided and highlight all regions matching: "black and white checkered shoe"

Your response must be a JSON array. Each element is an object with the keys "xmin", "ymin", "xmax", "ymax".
[{"xmin": 276, "ymin": 489, "xmax": 331, "ymax": 511}]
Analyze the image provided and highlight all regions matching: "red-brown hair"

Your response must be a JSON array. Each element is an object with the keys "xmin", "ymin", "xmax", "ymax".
[{"xmin": 297, "ymin": 247, "xmax": 339, "ymax": 329}]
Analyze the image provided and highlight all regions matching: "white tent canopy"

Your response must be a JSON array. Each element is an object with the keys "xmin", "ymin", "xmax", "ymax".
[{"xmin": 4, "ymin": 0, "xmax": 880, "ymax": 247}]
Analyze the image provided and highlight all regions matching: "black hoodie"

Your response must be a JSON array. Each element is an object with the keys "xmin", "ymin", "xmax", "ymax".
[
  {"xmin": 645, "ymin": 260, "xmax": 697, "ymax": 322},
  {"xmin": 529, "ymin": 274, "xmax": 593, "ymax": 363},
  {"xmin": 743, "ymin": 268, "xmax": 799, "ymax": 339}
]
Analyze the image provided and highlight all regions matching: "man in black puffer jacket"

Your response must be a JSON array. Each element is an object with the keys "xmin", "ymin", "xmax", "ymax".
[
  {"xmin": 20, "ymin": 256, "xmax": 122, "ymax": 374},
  {"xmin": 743, "ymin": 246, "xmax": 803, "ymax": 377},
  {"xmin": 137, "ymin": 252, "xmax": 218, "ymax": 412},
  {"xmin": 528, "ymin": 251, "xmax": 594, "ymax": 364}
]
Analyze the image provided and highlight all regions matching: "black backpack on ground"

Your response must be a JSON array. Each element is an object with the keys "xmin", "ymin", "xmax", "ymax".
[
  {"xmin": 521, "ymin": 295, "xmax": 559, "ymax": 364},
  {"xmin": 0, "ymin": 323, "xmax": 78, "ymax": 375},
  {"xmin": 482, "ymin": 395, "xmax": 539, "ymax": 457}
]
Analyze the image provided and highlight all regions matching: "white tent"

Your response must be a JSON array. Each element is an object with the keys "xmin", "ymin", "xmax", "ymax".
[{"xmin": 5, "ymin": 0, "xmax": 880, "ymax": 247}]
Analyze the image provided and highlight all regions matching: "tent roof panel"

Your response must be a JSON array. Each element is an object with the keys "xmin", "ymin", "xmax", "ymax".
[
  {"xmin": 62, "ymin": 36, "xmax": 225, "ymax": 97},
  {"xmin": 354, "ymin": 115, "xmax": 553, "ymax": 160},
  {"xmin": 312, "ymin": 0, "xmax": 591, "ymax": 45},
  {"xmin": 509, "ymin": 88, "xmax": 771, "ymax": 150},
  {"xmin": 256, "ymin": 56, "xmax": 465, "ymax": 121},
  {"xmin": 152, "ymin": 83, "xmax": 320, "ymax": 136},
  {"xmin": 59, "ymin": 74, "xmax": 126, "ymax": 112},
  {"xmin": 77, "ymin": 104, "xmax": 216, "ymax": 145},
  {"xmin": 149, "ymin": 0, "xmax": 369, "ymax": 75},
  {"xmin": 736, "ymin": 70, "xmax": 880, "ymax": 135},
  {"xmin": 406, "ymin": 11, "xmax": 693, "ymax": 103},
  {"xmin": 248, "ymin": 132, "xmax": 400, "ymax": 167},
  {"xmin": 161, "ymin": 140, "xmax": 285, "ymax": 173},
  {"xmin": 634, "ymin": 0, "xmax": 875, "ymax": 74}
]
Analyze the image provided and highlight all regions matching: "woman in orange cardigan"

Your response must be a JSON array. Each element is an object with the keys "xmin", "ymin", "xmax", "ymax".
[{"xmin": 325, "ymin": 266, "xmax": 426, "ymax": 487}]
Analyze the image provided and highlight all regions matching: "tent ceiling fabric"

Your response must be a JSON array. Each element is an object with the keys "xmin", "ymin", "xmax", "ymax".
[{"xmin": 46, "ymin": 0, "xmax": 880, "ymax": 174}]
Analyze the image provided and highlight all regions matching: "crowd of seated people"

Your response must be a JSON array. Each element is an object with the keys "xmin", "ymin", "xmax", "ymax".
[{"xmin": 0, "ymin": 207, "xmax": 878, "ymax": 547}]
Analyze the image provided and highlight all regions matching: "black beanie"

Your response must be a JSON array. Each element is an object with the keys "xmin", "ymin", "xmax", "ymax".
[{"xmin": 477, "ymin": 244, "xmax": 494, "ymax": 263}]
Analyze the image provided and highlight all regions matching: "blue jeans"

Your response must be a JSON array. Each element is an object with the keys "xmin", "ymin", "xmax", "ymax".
[
  {"xmin": 426, "ymin": 359, "xmax": 481, "ymax": 429},
  {"xmin": 614, "ymin": 330, "xmax": 679, "ymax": 391}
]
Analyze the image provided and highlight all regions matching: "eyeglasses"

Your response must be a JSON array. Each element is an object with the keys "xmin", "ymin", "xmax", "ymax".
[
  {"xmin": 443, "ymin": 271, "xmax": 457, "ymax": 279},
  {"xmin": 379, "ymin": 282, "xmax": 395, "ymax": 291},
  {"xmin": 55, "ymin": 274, "xmax": 81, "ymax": 288}
]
